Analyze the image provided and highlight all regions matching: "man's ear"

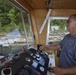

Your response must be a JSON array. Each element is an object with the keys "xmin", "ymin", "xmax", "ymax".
[
  {"xmin": 75, "ymin": 23, "xmax": 76, "ymax": 26},
  {"xmin": 75, "ymin": 21, "xmax": 76, "ymax": 26}
]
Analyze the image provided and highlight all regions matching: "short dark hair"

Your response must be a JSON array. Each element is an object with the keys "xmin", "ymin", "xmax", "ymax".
[{"xmin": 70, "ymin": 14, "xmax": 76, "ymax": 20}]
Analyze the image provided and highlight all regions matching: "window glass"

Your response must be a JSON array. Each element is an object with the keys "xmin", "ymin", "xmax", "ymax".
[
  {"xmin": 0, "ymin": 0, "xmax": 34, "ymax": 58},
  {"xmin": 46, "ymin": 17, "xmax": 69, "ymax": 45}
]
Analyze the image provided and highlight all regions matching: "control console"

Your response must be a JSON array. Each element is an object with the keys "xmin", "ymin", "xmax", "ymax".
[{"xmin": 0, "ymin": 46, "xmax": 49, "ymax": 75}]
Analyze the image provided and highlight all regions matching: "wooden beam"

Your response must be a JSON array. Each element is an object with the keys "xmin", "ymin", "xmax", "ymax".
[
  {"xmin": 17, "ymin": 0, "xmax": 33, "ymax": 11},
  {"xmin": 51, "ymin": 9, "xmax": 76, "ymax": 16},
  {"xmin": 29, "ymin": 10, "xmax": 40, "ymax": 45}
]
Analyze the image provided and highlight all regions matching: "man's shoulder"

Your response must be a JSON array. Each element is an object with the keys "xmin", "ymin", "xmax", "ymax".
[{"xmin": 64, "ymin": 34, "xmax": 70, "ymax": 39}]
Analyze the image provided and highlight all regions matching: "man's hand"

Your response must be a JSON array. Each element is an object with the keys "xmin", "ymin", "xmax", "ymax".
[
  {"xmin": 50, "ymin": 67, "xmax": 63, "ymax": 75},
  {"xmin": 39, "ymin": 46, "xmax": 44, "ymax": 50}
]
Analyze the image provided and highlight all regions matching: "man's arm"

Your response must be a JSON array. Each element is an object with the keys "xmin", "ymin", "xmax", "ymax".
[
  {"xmin": 40, "ymin": 44, "xmax": 61, "ymax": 51},
  {"xmin": 51, "ymin": 66, "xmax": 76, "ymax": 75},
  {"xmin": 63, "ymin": 66, "xmax": 76, "ymax": 74}
]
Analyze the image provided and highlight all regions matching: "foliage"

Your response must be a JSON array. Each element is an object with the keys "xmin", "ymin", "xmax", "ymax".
[
  {"xmin": 0, "ymin": 0, "xmax": 30, "ymax": 33},
  {"xmin": 50, "ymin": 19, "xmax": 67, "ymax": 32}
]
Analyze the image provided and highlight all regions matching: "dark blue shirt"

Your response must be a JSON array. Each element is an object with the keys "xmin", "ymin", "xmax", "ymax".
[{"xmin": 59, "ymin": 34, "xmax": 76, "ymax": 68}]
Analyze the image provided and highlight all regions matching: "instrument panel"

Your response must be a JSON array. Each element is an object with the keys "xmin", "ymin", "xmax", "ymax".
[{"xmin": 0, "ymin": 48, "xmax": 49, "ymax": 75}]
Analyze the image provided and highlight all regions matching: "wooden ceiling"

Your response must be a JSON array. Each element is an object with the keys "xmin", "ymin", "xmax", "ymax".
[{"xmin": 16, "ymin": 0, "xmax": 76, "ymax": 10}]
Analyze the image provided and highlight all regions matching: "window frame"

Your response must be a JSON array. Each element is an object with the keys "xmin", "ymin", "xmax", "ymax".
[{"xmin": 46, "ymin": 17, "xmax": 68, "ymax": 45}]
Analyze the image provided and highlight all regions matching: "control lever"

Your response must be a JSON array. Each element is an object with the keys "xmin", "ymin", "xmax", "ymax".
[{"xmin": 37, "ymin": 44, "xmax": 42, "ymax": 51}]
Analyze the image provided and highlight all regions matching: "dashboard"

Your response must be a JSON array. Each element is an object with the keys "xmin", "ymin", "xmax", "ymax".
[{"xmin": 0, "ymin": 48, "xmax": 49, "ymax": 75}]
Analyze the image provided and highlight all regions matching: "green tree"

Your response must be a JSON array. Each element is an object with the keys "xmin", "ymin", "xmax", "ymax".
[
  {"xmin": 50, "ymin": 19, "xmax": 67, "ymax": 32},
  {"xmin": 0, "ymin": 0, "xmax": 30, "ymax": 33}
]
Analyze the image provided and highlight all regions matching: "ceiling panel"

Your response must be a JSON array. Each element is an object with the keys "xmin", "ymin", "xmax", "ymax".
[
  {"xmin": 51, "ymin": 0, "xmax": 76, "ymax": 9},
  {"xmin": 24, "ymin": 0, "xmax": 47, "ymax": 9},
  {"xmin": 14, "ymin": 0, "xmax": 76, "ymax": 10}
]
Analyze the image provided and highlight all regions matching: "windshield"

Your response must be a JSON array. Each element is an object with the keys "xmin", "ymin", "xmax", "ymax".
[{"xmin": 0, "ymin": 0, "xmax": 34, "ymax": 63}]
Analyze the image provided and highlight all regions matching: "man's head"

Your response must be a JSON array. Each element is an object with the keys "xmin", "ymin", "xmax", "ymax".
[{"xmin": 67, "ymin": 14, "xmax": 76, "ymax": 36}]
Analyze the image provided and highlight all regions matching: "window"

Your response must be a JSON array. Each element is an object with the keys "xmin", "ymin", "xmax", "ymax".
[
  {"xmin": 46, "ymin": 17, "xmax": 69, "ymax": 45},
  {"xmin": 0, "ymin": 0, "xmax": 34, "ymax": 57}
]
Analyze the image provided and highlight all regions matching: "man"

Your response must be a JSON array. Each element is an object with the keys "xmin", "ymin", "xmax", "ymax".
[{"xmin": 40, "ymin": 14, "xmax": 76, "ymax": 75}]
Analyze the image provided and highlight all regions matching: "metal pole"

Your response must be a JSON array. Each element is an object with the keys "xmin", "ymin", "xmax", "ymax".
[
  {"xmin": 46, "ymin": 19, "xmax": 50, "ymax": 45},
  {"xmin": 20, "ymin": 9, "xmax": 29, "ymax": 48},
  {"xmin": 39, "ymin": 9, "xmax": 52, "ymax": 34},
  {"xmin": 27, "ymin": 14, "xmax": 34, "ymax": 47}
]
